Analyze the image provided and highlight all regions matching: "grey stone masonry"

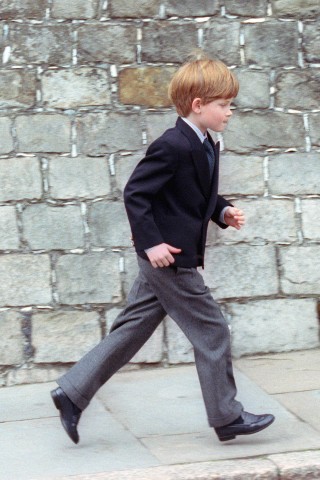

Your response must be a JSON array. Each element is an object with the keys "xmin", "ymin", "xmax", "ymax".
[
  {"xmin": 16, "ymin": 115, "xmax": 71, "ymax": 153},
  {"xmin": 0, "ymin": 206, "xmax": 19, "ymax": 250},
  {"xmin": 0, "ymin": 255, "xmax": 51, "ymax": 306},
  {"xmin": 141, "ymin": 23, "xmax": 198, "ymax": 63},
  {"xmin": 22, "ymin": 204, "xmax": 84, "ymax": 250},
  {"xmin": 56, "ymin": 252, "xmax": 122, "ymax": 305},
  {"xmin": 0, "ymin": 70, "xmax": 36, "ymax": 108},
  {"xmin": 0, "ymin": 1, "xmax": 320, "ymax": 385},
  {"xmin": 0, "ymin": 0, "xmax": 47, "ymax": 19},
  {"xmin": 77, "ymin": 25, "xmax": 137, "ymax": 64},
  {"xmin": 10, "ymin": 25, "xmax": 73, "ymax": 65},
  {"xmin": 109, "ymin": 0, "xmax": 160, "ymax": 18},
  {"xmin": 165, "ymin": 0, "xmax": 219, "ymax": 17},
  {"xmin": 0, "ymin": 158, "xmax": 42, "ymax": 201},
  {"xmin": 77, "ymin": 112, "xmax": 142, "ymax": 155},
  {"xmin": 244, "ymin": 21, "xmax": 299, "ymax": 67},
  {"xmin": 0, "ymin": 117, "xmax": 13, "ymax": 154},
  {"xmin": 48, "ymin": 156, "xmax": 111, "ymax": 200},
  {"xmin": 51, "ymin": 0, "xmax": 99, "ymax": 19},
  {"xmin": 272, "ymin": 0, "xmax": 320, "ymax": 18},
  {"xmin": 224, "ymin": 112, "xmax": 305, "ymax": 153},
  {"xmin": 32, "ymin": 311, "xmax": 101, "ymax": 363},
  {"xmin": 42, "ymin": 68, "xmax": 111, "ymax": 109},
  {"xmin": 0, "ymin": 310, "xmax": 24, "ymax": 365},
  {"xmin": 224, "ymin": 0, "xmax": 267, "ymax": 17}
]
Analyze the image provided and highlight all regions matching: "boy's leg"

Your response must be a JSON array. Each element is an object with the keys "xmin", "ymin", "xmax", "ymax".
[
  {"xmin": 57, "ymin": 268, "xmax": 166, "ymax": 411},
  {"xmin": 137, "ymin": 257, "xmax": 243, "ymax": 428}
]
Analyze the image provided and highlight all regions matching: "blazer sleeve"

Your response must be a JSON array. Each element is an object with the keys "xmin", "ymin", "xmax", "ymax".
[
  {"xmin": 210, "ymin": 194, "xmax": 233, "ymax": 229},
  {"xmin": 124, "ymin": 139, "xmax": 179, "ymax": 251}
]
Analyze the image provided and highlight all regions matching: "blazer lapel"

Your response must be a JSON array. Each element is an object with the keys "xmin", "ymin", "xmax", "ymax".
[{"xmin": 176, "ymin": 117, "xmax": 211, "ymax": 199}]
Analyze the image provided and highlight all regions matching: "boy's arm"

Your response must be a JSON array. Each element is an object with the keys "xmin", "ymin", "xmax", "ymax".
[
  {"xmin": 211, "ymin": 195, "xmax": 233, "ymax": 229},
  {"xmin": 124, "ymin": 140, "xmax": 179, "ymax": 252}
]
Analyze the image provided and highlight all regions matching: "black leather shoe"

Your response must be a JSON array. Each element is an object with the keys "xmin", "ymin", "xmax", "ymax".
[
  {"xmin": 51, "ymin": 387, "xmax": 82, "ymax": 444},
  {"xmin": 215, "ymin": 411, "xmax": 275, "ymax": 442}
]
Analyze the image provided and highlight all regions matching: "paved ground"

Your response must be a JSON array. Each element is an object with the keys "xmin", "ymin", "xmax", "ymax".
[{"xmin": 1, "ymin": 348, "xmax": 320, "ymax": 479}]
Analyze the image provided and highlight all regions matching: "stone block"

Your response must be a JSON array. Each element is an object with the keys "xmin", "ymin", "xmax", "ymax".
[
  {"xmin": 7, "ymin": 365, "xmax": 68, "ymax": 386},
  {"xmin": 244, "ymin": 21, "xmax": 298, "ymax": 67},
  {"xmin": 122, "ymin": 249, "xmax": 139, "ymax": 297},
  {"xmin": 304, "ymin": 23, "xmax": 320, "ymax": 63},
  {"xmin": 203, "ymin": 21, "xmax": 241, "ymax": 65},
  {"xmin": 268, "ymin": 153, "xmax": 320, "ymax": 195},
  {"xmin": 224, "ymin": 0, "xmax": 267, "ymax": 16},
  {"xmin": 89, "ymin": 201, "xmax": 131, "ymax": 247},
  {"xmin": 202, "ymin": 245, "xmax": 278, "ymax": 299},
  {"xmin": 216, "ymin": 198, "xmax": 296, "ymax": 244},
  {"xmin": 280, "ymin": 246, "xmax": 320, "ymax": 294},
  {"xmin": 301, "ymin": 199, "xmax": 320, "ymax": 241},
  {"xmin": 78, "ymin": 25, "xmax": 136, "ymax": 64},
  {"xmin": 224, "ymin": 112, "xmax": 304, "ymax": 153},
  {"xmin": 10, "ymin": 25, "xmax": 72, "ymax": 65},
  {"xmin": 0, "ymin": 70, "xmax": 36, "ymax": 108},
  {"xmin": 48, "ymin": 156, "xmax": 111, "ymax": 199},
  {"xmin": 115, "ymin": 154, "xmax": 141, "ymax": 193},
  {"xmin": 141, "ymin": 23, "xmax": 198, "ymax": 63},
  {"xmin": 145, "ymin": 112, "xmax": 177, "ymax": 144},
  {"xmin": 0, "ymin": 254, "xmax": 51, "ymax": 306},
  {"xmin": 77, "ymin": 112, "xmax": 141, "ymax": 155},
  {"xmin": 219, "ymin": 155, "xmax": 264, "ymax": 195},
  {"xmin": 105, "ymin": 307, "xmax": 164, "ymax": 363},
  {"xmin": 0, "ymin": 117, "xmax": 13, "ymax": 154},
  {"xmin": 16, "ymin": 114, "xmax": 71, "ymax": 153},
  {"xmin": 42, "ymin": 68, "xmax": 110, "ymax": 109},
  {"xmin": 234, "ymin": 70, "xmax": 269, "ymax": 109},
  {"xmin": 165, "ymin": 0, "xmax": 219, "ymax": 17},
  {"xmin": 309, "ymin": 114, "xmax": 320, "ymax": 147},
  {"xmin": 110, "ymin": 0, "xmax": 160, "ymax": 18},
  {"xmin": 272, "ymin": 0, "xmax": 320, "ymax": 17},
  {"xmin": 56, "ymin": 252, "xmax": 122, "ymax": 304},
  {"xmin": 0, "ymin": 206, "xmax": 19, "ymax": 250},
  {"xmin": 165, "ymin": 316, "xmax": 194, "ymax": 364},
  {"xmin": 0, "ymin": 310, "xmax": 24, "ymax": 365},
  {"xmin": 230, "ymin": 299, "xmax": 319, "ymax": 357},
  {"xmin": 0, "ymin": 157, "xmax": 42, "ymax": 201},
  {"xmin": 52, "ymin": 0, "xmax": 99, "ymax": 19},
  {"xmin": 22, "ymin": 204, "xmax": 84, "ymax": 250},
  {"xmin": 275, "ymin": 71, "xmax": 320, "ymax": 110},
  {"xmin": 0, "ymin": 0, "xmax": 46, "ymax": 19},
  {"xmin": 32, "ymin": 311, "xmax": 101, "ymax": 363},
  {"xmin": 119, "ymin": 67, "xmax": 176, "ymax": 108}
]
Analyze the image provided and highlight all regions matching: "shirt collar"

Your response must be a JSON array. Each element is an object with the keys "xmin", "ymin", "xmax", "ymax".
[{"xmin": 181, "ymin": 117, "xmax": 207, "ymax": 143}]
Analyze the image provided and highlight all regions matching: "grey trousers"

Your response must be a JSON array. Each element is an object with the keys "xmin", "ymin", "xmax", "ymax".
[{"xmin": 57, "ymin": 257, "xmax": 243, "ymax": 428}]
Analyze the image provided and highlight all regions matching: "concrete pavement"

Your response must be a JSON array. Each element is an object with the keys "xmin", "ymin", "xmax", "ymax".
[{"xmin": 1, "ymin": 348, "xmax": 320, "ymax": 480}]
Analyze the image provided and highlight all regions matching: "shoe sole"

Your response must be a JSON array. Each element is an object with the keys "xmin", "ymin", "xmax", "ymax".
[{"xmin": 218, "ymin": 417, "xmax": 275, "ymax": 442}]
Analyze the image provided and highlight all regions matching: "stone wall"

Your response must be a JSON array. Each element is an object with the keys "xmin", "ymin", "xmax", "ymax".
[{"xmin": 0, "ymin": 0, "xmax": 319, "ymax": 386}]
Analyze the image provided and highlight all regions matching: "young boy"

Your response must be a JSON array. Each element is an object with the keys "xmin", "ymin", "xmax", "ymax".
[{"xmin": 51, "ymin": 56, "xmax": 275, "ymax": 444}]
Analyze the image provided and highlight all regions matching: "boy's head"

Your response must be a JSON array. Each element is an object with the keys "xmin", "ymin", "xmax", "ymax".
[{"xmin": 168, "ymin": 55, "xmax": 239, "ymax": 118}]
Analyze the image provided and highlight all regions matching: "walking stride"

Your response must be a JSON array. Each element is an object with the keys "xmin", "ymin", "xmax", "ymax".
[{"xmin": 51, "ymin": 55, "xmax": 274, "ymax": 444}]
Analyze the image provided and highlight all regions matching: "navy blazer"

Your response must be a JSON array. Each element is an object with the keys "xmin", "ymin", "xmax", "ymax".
[{"xmin": 124, "ymin": 117, "xmax": 231, "ymax": 268}]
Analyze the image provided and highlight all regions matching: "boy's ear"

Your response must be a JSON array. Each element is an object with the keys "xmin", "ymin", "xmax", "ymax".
[{"xmin": 191, "ymin": 97, "xmax": 202, "ymax": 113}]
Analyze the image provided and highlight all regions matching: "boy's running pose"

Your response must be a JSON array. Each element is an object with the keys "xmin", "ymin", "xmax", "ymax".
[{"xmin": 51, "ymin": 56, "xmax": 275, "ymax": 444}]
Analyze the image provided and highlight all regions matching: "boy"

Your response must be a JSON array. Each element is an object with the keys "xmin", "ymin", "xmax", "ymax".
[{"xmin": 51, "ymin": 55, "xmax": 274, "ymax": 444}]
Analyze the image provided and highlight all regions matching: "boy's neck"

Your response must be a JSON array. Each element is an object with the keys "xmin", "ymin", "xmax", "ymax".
[{"xmin": 185, "ymin": 113, "xmax": 207, "ymax": 135}]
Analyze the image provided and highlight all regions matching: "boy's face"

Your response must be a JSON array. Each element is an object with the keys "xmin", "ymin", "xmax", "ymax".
[{"xmin": 191, "ymin": 98, "xmax": 234, "ymax": 133}]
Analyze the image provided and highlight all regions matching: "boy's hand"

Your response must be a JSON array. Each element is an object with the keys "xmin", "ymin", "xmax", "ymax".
[
  {"xmin": 146, "ymin": 243, "xmax": 182, "ymax": 268},
  {"xmin": 224, "ymin": 207, "xmax": 245, "ymax": 230}
]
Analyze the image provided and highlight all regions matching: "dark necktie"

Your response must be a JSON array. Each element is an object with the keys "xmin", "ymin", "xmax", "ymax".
[{"xmin": 203, "ymin": 138, "xmax": 215, "ymax": 178}]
